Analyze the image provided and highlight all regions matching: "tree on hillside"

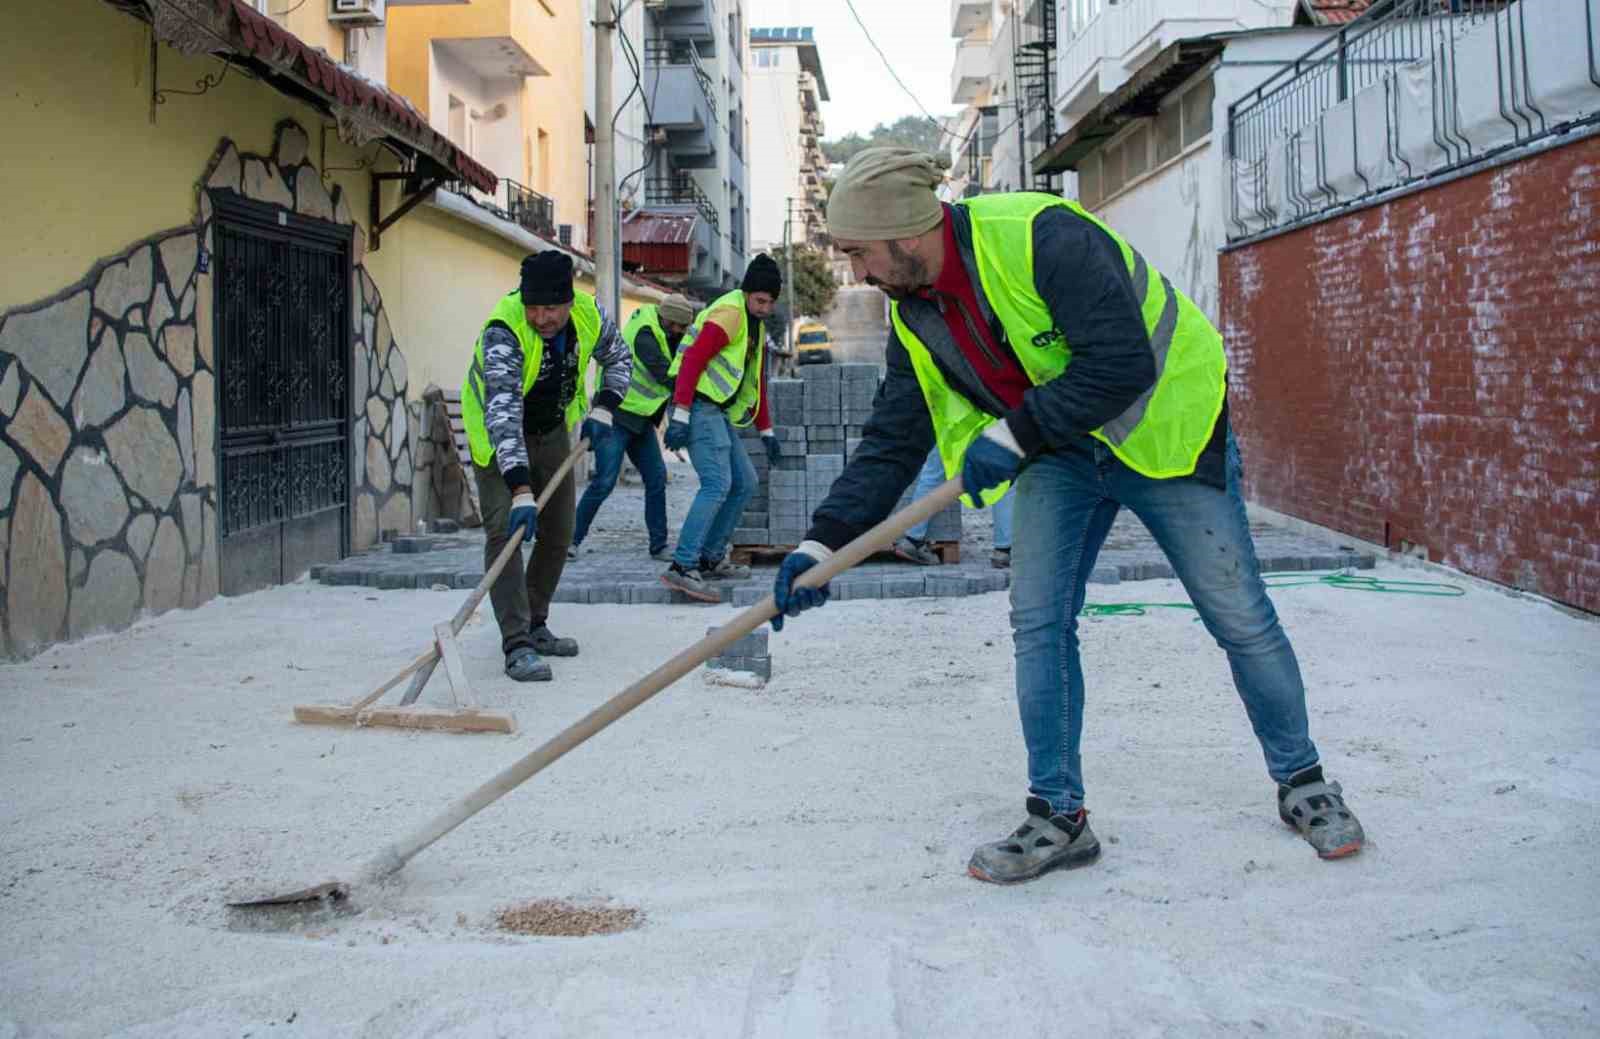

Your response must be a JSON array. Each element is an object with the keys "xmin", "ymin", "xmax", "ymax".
[
  {"xmin": 822, "ymin": 114, "xmax": 947, "ymax": 165},
  {"xmin": 761, "ymin": 244, "xmax": 839, "ymax": 348}
]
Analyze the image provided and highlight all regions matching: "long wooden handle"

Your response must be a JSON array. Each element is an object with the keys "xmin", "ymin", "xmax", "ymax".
[
  {"xmin": 361, "ymin": 478, "xmax": 967, "ymax": 880},
  {"xmin": 395, "ymin": 436, "xmax": 591, "ymax": 706}
]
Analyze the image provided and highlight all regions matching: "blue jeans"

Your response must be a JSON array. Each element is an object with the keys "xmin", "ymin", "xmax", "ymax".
[
  {"xmin": 1008, "ymin": 435, "xmax": 1319, "ymax": 813},
  {"xmin": 672, "ymin": 400, "xmax": 756, "ymax": 568},
  {"xmin": 573, "ymin": 421, "xmax": 669, "ymax": 553},
  {"xmin": 905, "ymin": 448, "xmax": 1013, "ymax": 549}
]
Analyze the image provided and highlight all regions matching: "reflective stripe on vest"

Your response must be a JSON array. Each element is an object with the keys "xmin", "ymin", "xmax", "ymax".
[
  {"xmin": 460, "ymin": 290, "xmax": 603, "ymax": 467},
  {"xmin": 890, "ymin": 192, "xmax": 1226, "ymax": 494},
  {"xmin": 668, "ymin": 288, "xmax": 765, "ymax": 426},
  {"xmin": 619, "ymin": 305, "xmax": 674, "ymax": 416}
]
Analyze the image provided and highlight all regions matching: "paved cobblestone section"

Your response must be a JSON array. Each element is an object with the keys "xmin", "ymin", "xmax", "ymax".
[{"xmin": 313, "ymin": 454, "xmax": 1377, "ymax": 603}]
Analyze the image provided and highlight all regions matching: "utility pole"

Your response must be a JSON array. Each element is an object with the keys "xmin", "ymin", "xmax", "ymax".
[
  {"xmin": 593, "ymin": 2, "xmax": 617, "ymax": 317},
  {"xmin": 783, "ymin": 196, "xmax": 797, "ymax": 351}
]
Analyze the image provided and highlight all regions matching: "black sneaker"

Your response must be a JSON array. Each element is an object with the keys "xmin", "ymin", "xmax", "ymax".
[
  {"xmin": 661, "ymin": 563, "xmax": 720, "ymax": 603},
  {"xmin": 529, "ymin": 624, "xmax": 578, "ymax": 657},
  {"xmin": 1278, "ymin": 766, "xmax": 1365, "ymax": 859},
  {"xmin": 699, "ymin": 557, "xmax": 751, "ymax": 580},
  {"xmin": 968, "ymin": 797, "xmax": 1101, "ymax": 884},
  {"xmin": 504, "ymin": 647, "xmax": 552, "ymax": 682}
]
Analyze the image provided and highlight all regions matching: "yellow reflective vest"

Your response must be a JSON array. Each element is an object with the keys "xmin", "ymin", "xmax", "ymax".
[
  {"xmin": 619, "ymin": 305, "xmax": 676, "ymax": 418},
  {"xmin": 461, "ymin": 290, "xmax": 602, "ymax": 467},
  {"xmin": 668, "ymin": 288, "xmax": 765, "ymax": 427},
  {"xmin": 890, "ymin": 192, "xmax": 1226, "ymax": 503}
]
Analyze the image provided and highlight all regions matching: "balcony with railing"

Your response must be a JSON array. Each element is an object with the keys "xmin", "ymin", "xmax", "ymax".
[
  {"xmin": 951, "ymin": 36, "xmax": 993, "ymax": 104},
  {"xmin": 1226, "ymin": 0, "xmax": 1599, "ymax": 242},
  {"xmin": 440, "ymin": 176, "xmax": 558, "ymax": 241},
  {"xmin": 656, "ymin": 0, "xmax": 716, "ymax": 52},
  {"xmin": 951, "ymin": 0, "xmax": 992, "ymax": 39},
  {"xmin": 645, "ymin": 39, "xmax": 720, "ymax": 170},
  {"xmin": 1058, "ymin": 0, "xmax": 1277, "ymax": 121}
]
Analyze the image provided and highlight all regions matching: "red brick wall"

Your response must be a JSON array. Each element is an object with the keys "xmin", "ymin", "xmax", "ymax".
[{"xmin": 1219, "ymin": 135, "xmax": 1600, "ymax": 614}]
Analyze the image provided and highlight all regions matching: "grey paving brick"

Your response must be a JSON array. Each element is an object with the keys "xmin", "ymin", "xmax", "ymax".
[
  {"xmin": 707, "ymin": 655, "xmax": 772, "ymax": 680},
  {"xmin": 455, "ymin": 570, "xmax": 484, "ymax": 589},
  {"xmin": 971, "ymin": 571, "xmax": 1010, "ymax": 593},
  {"xmin": 732, "ymin": 528, "xmax": 771, "ymax": 544},
  {"xmin": 706, "ymin": 625, "xmax": 768, "ymax": 657},
  {"xmin": 371, "ymin": 570, "xmax": 418, "ymax": 591},
  {"xmin": 925, "ymin": 575, "xmax": 972, "ymax": 597},
  {"xmin": 1087, "ymin": 566, "xmax": 1120, "ymax": 585},
  {"xmin": 586, "ymin": 584, "xmax": 624, "ymax": 605},
  {"xmin": 626, "ymin": 582, "xmax": 672, "ymax": 604},
  {"xmin": 833, "ymin": 578, "xmax": 883, "ymax": 600},
  {"xmin": 883, "ymin": 576, "xmax": 929, "ymax": 598}
]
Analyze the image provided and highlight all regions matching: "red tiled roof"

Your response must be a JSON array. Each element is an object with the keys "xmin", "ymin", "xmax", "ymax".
[
  {"xmin": 143, "ymin": 1, "xmax": 495, "ymax": 193},
  {"xmin": 1298, "ymin": 0, "xmax": 1374, "ymax": 25},
  {"xmin": 621, "ymin": 209, "xmax": 698, "ymax": 246}
]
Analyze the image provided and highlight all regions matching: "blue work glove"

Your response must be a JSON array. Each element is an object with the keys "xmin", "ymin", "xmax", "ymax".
[
  {"xmin": 961, "ymin": 421, "xmax": 1026, "ymax": 508},
  {"xmin": 762, "ymin": 430, "xmax": 781, "ymax": 466},
  {"xmin": 771, "ymin": 542, "xmax": 832, "ymax": 632},
  {"xmin": 664, "ymin": 405, "xmax": 692, "ymax": 452},
  {"xmin": 507, "ymin": 490, "xmax": 538, "ymax": 544}
]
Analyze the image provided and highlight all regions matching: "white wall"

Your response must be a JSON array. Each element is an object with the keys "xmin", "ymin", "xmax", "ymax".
[
  {"xmin": 1083, "ymin": 30, "xmax": 1333, "ymax": 321},
  {"xmin": 428, "ymin": 43, "xmax": 523, "ymax": 194},
  {"xmin": 748, "ymin": 45, "xmax": 804, "ymax": 251}
]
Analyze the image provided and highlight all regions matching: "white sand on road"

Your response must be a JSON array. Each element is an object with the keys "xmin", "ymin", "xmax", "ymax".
[{"xmin": 1, "ymin": 564, "xmax": 1597, "ymax": 1036}]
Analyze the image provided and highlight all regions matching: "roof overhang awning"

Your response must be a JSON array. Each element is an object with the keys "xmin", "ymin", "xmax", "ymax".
[
  {"xmin": 131, "ymin": 0, "xmax": 497, "ymax": 194},
  {"xmin": 621, "ymin": 208, "xmax": 700, "ymax": 281},
  {"xmin": 1032, "ymin": 37, "xmax": 1225, "ymax": 176}
]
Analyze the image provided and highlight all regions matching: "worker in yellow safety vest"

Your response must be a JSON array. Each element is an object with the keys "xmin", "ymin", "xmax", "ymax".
[
  {"xmin": 459, "ymin": 251, "xmax": 632, "ymax": 682},
  {"xmin": 656, "ymin": 255, "xmax": 784, "ymax": 603},
  {"xmin": 571, "ymin": 292, "xmax": 698, "ymax": 561},
  {"xmin": 768, "ymin": 148, "xmax": 1366, "ymax": 882}
]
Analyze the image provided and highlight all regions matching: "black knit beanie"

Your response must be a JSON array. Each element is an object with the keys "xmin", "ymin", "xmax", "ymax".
[
  {"xmin": 520, "ymin": 251, "xmax": 575, "ymax": 305},
  {"xmin": 740, "ymin": 253, "xmax": 782, "ymax": 296}
]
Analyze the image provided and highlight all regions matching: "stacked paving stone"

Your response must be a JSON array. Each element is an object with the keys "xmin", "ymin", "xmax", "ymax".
[
  {"xmin": 704, "ymin": 625, "xmax": 772, "ymax": 682},
  {"xmin": 730, "ymin": 362, "xmax": 960, "ymax": 549}
]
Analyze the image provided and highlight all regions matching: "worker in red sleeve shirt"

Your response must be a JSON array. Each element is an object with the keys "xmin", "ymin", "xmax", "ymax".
[
  {"xmin": 770, "ymin": 148, "xmax": 1365, "ymax": 884},
  {"xmin": 657, "ymin": 255, "xmax": 783, "ymax": 602}
]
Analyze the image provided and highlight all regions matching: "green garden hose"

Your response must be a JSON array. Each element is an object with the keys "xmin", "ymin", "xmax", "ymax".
[{"xmin": 1080, "ymin": 571, "xmax": 1466, "ymax": 618}]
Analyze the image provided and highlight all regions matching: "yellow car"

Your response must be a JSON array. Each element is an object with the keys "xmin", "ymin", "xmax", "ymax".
[{"xmin": 795, "ymin": 323, "xmax": 834, "ymax": 365}]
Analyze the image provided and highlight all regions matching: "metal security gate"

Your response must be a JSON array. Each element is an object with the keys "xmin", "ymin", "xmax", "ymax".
[{"xmin": 211, "ymin": 192, "xmax": 352, "ymax": 596}]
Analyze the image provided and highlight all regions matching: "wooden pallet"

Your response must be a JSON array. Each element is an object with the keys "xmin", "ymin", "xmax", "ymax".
[{"xmin": 730, "ymin": 540, "xmax": 959, "ymax": 565}]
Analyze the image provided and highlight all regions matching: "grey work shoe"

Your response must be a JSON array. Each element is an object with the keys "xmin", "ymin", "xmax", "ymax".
[
  {"xmin": 699, "ymin": 557, "xmax": 751, "ymax": 580},
  {"xmin": 968, "ymin": 797, "xmax": 1101, "ymax": 884},
  {"xmin": 504, "ymin": 647, "xmax": 552, "ymax": 682},
  {"xmin": 529, "ymin": 624, "xmax": 578, "ymax": 657},
  {"xmin": 566, "ymin": 544, "xmax": 580, "ymax": 561},
  {"xmin": 1278, "ymin": 767, "xmax": 1365, "ymax": 859},
  {"xmin": 650, "ymin": 546, "xmax": 672, "ymax": 562},
  {"xmin": 893, "ymin": 536, "xmax": 940, "ymax": 566},
  {"xmin": 991, "ymin": 547, "xmax": 1011, "ymax": 570},
  {"xmin": 661, "ymin": 564, "xmax": 721, "ymax": 603}
]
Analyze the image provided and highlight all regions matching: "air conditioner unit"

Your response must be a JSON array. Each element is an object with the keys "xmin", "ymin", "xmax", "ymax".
[
  {"xmin": 642, "ymin": 0, "xmax": 668, "ymax": 9},
  {"xmin": 329, "ymin": 0, "xmax": 385, "ymax": 26}
]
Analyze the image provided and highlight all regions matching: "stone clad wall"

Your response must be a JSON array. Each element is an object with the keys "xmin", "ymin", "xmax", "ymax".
[{"xmin": 0, "ymin": 120, "xmax": 413, "ymax": 659}]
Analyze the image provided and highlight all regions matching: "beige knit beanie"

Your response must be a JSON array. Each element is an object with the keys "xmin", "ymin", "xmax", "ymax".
[
  {"xmin": 658, "ymin": 293, "xmax": 696, "ymax": 326},
  {"xmin": 826, "ymin": 147, "xmax": 950, "ymax": 241}
]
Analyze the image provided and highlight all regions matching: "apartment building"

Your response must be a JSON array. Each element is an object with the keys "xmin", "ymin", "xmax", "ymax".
[
  {"xmin": 600, "ymin": 0, "xmax": 752, "ymax": 298},
  {"xmin": 746, "ymin": 26, "xmax": 830, "ymax": 256}
]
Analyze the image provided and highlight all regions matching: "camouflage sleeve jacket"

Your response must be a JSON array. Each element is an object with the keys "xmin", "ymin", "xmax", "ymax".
[
  {"xmin": 588, "ymin": 309, "xmax": 633, "ymax": 414},
  {"xmin": 480, "ymin": 322, "xmax": 531, "ymax": 485}
]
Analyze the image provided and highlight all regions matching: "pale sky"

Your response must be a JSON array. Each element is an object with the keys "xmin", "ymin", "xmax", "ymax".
[{"xmin": 747, "ymin": 0, "xmax": 960, "ymax": 140}]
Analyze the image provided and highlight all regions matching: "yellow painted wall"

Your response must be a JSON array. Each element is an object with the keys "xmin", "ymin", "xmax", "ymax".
[
  {"xmin": 0, "ymin": 0, "xmax": 380, "ymax": 311},
  {"xmin": 2, "ymin": 0, "xmax": 652, "ymax": 406},
  {"xmin": 386, "ymin": 0, "xmax": 589, "ymax": 242},
  {"xmin": 383, "ymin": 203, "xmax": 662, "ymax": 396}
]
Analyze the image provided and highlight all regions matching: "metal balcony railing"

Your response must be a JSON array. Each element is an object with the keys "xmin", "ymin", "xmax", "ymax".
[
  {"xmin": 442, "ymin": 177, "xmax": 559, "ymax": 241},
  {"xmin": 646, "ymin": 175, "xmax": 721, "ymax": 233},
  {"xmin": 1223, "ymin": 0, "xmax": 1600, "ymax": 239},
  {"xmin": 645, "ymin": 38, "xmax": 719, "ymax": 122}
]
